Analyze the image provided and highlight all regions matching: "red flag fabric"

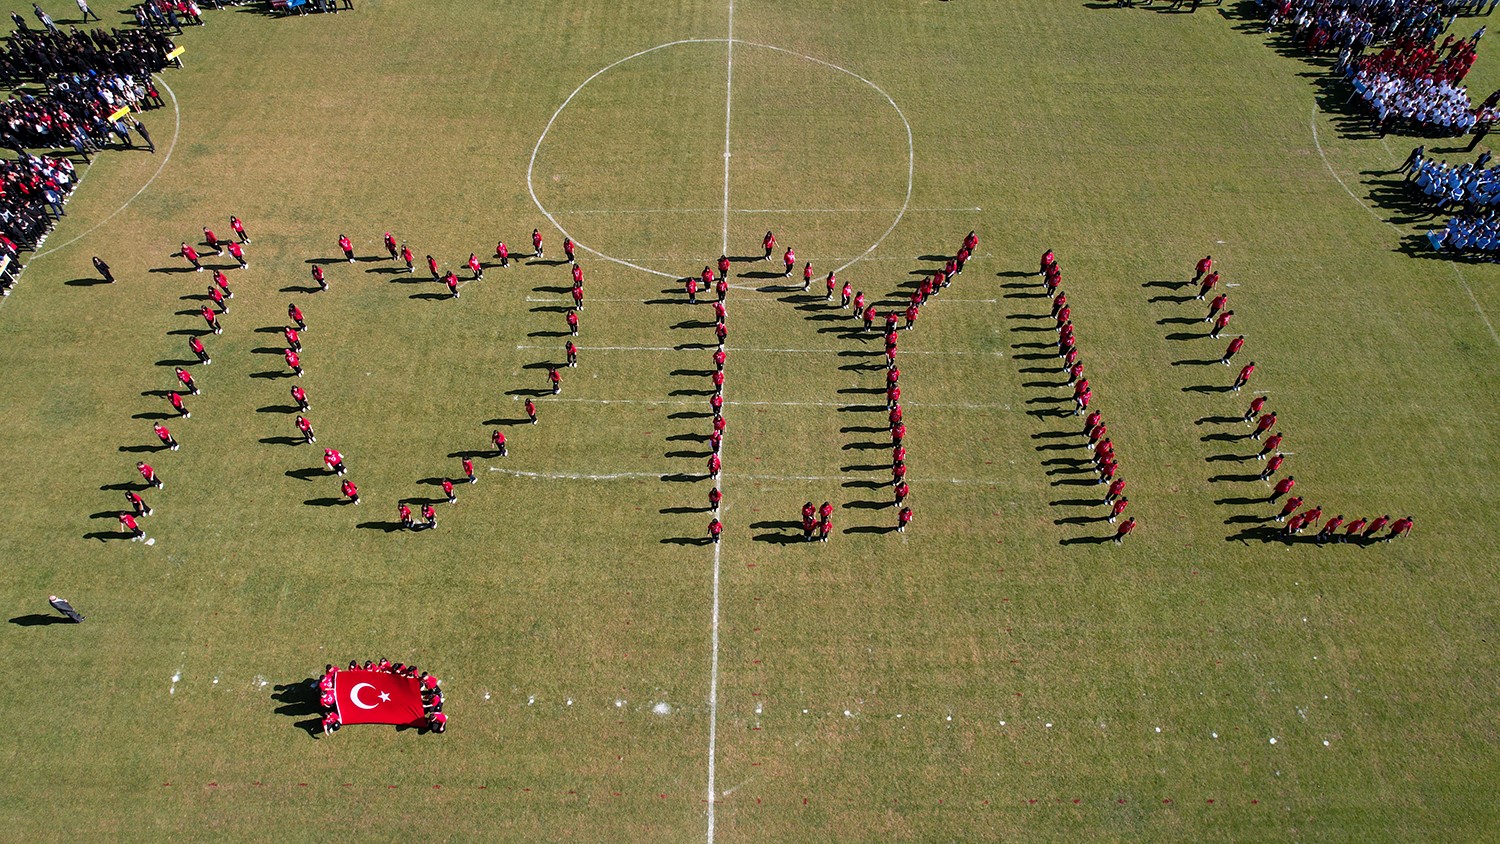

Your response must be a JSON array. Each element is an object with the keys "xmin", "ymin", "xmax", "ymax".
[{"xmin": 334, "ymin": 670, "xmax": 426, "ymax": 727}]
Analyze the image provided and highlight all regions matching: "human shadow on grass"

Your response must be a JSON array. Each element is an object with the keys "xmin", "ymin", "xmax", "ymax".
[
  {"xmin": 528, "ymin": 330, "xmax": 569, "ymax": 338},
  {"xmin": 838, "ymin": 386, "xmax": 885, "ymax": 396},
  {"xmin": 1049, "ymin": 498, "xmax": 1100, "ymax": 508},
  {"xmin": 1149, "ymin": 294, "xmax": 1195, "ymax": 304},
  {"xmin": 148, "ymin": 266, "xmax": 199, "ymax": 275},
  {"xmin": 1058, "ymin": 535, "xmax": 1112, "ymax": 546},
  {"xmin": 285, "ymin": 467, "xmax": 325, "ymax": 482},
  {"xmin": 410, "ymin": 292, "xmax": 451, "ymax": 301},
  {"xmin": 1213, "ymin": 495, "xmax": 1264, "ymax": 506},
  {"xmin": 842, "ymin": 499, "xmax": 890, "ymax": 510},
  {"xmin": 357, "ymin": 520, "xmax": 406, "ymax": 533},
  {"xmin": 1157, "ymin": 316, "xmax": 1202, "ymax": 326},
  {"xmin": 506, "ymin": 388, "xmax": 552, "ymax": 398},
  {"xmin": 155, "ymin": 358, "xmax": 199, "ymax": 368},
  {"xmin": 1034, "ymin": 441, "xmax": 1076, "ymax": 452},
  {"xmin": 669, "ymin": 388, "xmax": 715, "ymax": 397},
  {"xmin": 63, "ymin": 277, "xmax": 111, "ymax": 287},
  {"xmin": 660, "ymin": 505, "xmax": 709, "ymax": 515},
  {"xmin": 845, "ymin": 525, "xmax": 898, "ymax": 535},
  {"xmin": 1225, "ymin": 513, "xmax": 1270, "ymax": 525},
  {"xmin": 260, "ymin": 436, "xmax": 305, "ymax": 446},
  {"xmin": 841, "ymin": 479, "xmax": 885, "ymax": 490},
  {"xmin": 365, "ymin": 266, "xmax": 409, "ymax": 275},
  {"xmin": 664, "ymin": 450, "xmax": 709, "ymax": 460},
  {"xmin": 662, "ymin": 536, "xmax": 713, "ymax": 546},
  {"xmin": 258, "ymin": 404, "xmax": 300, "ymax": 415},
  {"xmin": 99, "ymin": 481, "xmax": 144, "ymax": 492},
  {"xmin": 1224, "ymin": 525, "xmax": 1286, "ymax": 545},
  {"xmin": 304, "ymin": 497, "xmax": 347, "ymax": 507},
  {"xmin": 9, "ymin": 614, "xmax": 72, "ymax": 626},
  {"xmin": 674, "ymin": 342, "xmax": 715, "ymax": 350},
  {"xmin": 1054, "ymin": 514, "xmax": 1107, "ymax": 525},
  {"xmin": 1200, "ymin": 431, "xmax": 1244, "ymax": 443},
  {"xmin": 83, "ymin": 529, "xmax": 134, "ymax": 542},
  {"xmin": 131, "ymin": 410, "xmax": 174, "ymax": 421},
  {"xmin": 447, "ymin": 449, "xmax": 492, "ymax": 460},
  {"xmin": 752, "ymin": 531, "xmax": 805, "ymax": 545},
  {"xmin": 1173, "ymin": 358, "xmax": 1221, "ymax": 367},
  {"xmin": 1182, "ymin": 384, "xmax": 1230, "ymax": 394},
  {"xmin": 481, "ymin": 417, "xmax": 531, "ymax": 427},
  {"xmin": 531, "ymin": 305, "xmax": 572, "ymax": 313},
  {"xmin": 250, "ymin": 371, "xmax": 294, "ymax": 380},
  {"xmin": 117, "ymin": 444, "xmax": 163, "ymax": 454},
  {"xmin": 272, "ymin": 680, "xmax": 323, "ymax": 738},
  {"xmin": 1206, "ymin": 453, "xmax": 1254, "ymax": 463},
  {"xmin": 666, "ymin": 432, "xmax": 708, "ymax": 443},
  {"xmin": 279, "ymin": 285, "xmax": 323, "ymax": 294},
  {"xmin": 667, "ymin": 411, "xmax": 711, "ymax": 420},
  {"xmin": 1209, "ymin": 473, "xmax": 1264, "ymax": 483},
  {"xmin": 660, "ymin": 472, "xmax": 705, "ymax": 483},
  {"xmin": 173, "ymin": 308, "xmax": 206, "ymax": 316},
  {"xmin": 1165, "ymin": 331, "xmax": 1205, "ymax": 342}
]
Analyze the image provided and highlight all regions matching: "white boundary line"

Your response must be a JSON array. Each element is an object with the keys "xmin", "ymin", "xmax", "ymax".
[
  {"xmin": 525, "ymin": 295, "xmax": 998, "ymax": 305},
  {"xmin": 484, "ymin": 467, "xmax": 1010, "ymax": 486},
  {"xmin": 1309, "ymin": 102, "xmax": 1500, "ymax": 349},
  {"xmin": 549, "ymin": 206, "xmax": 977, "ymax": 215},
  {"xmin": 30, "ymin": 74, "xmax": 182, "ymax": 261},
  {"xmin": 526, "ymin": 38, "xmax": 915, "ymax": 283},
  {"xmin": 708, "ymin": 8, "xmax": 733, "ymax": 837},
  {"xmin": 514, "ymin": 343, "xmax": 1001, "ymax": 357},
  {"xmin": 536, "ymin": 396, "xmax": 1014, "ymax": 410}
]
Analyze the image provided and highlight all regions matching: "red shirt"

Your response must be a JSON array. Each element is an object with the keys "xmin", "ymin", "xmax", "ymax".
[
  {"xmin": 1273, "ymin": 477, "xmax": 1294, "ymax": 495},
  {"xmin": 469, "ymin": 255, "xmax": 482, "ymax": 272},
  {"xmin": 342, "ymin": 481, "xmax": 358, "ymax": 498},
  {"xmin": 803, "ymin": 264, "xmax": 813, "ymax": 281},
  {"xmin": 574, "ymin": 265, "xmax": 585, "ymax": 284},
  {"xmin": 289, "ymin": 304, "xmax": 303, "ymax": 322},
  {"xmin": 339, "ymin": 236, "xmax": 352, "ymax": 252},
  {"xmin": 493, "ymin": 431, "xmax": 506, "ymax": 445},
  {"xmin": 182, "ymin": 246, "xmax": 198, "ymax": 261},
  {"xmin": 227, "ymin": 242, "xmax": 243, "ymax": 259},
  {"xmin": 120, "ymin": 513, "xmax": 138, "ymax": 530},
  {"xmin": 442, "ymin": 479, "xmax": 454, "ymax": 496},
  {"xmin": 285, "ymin": 351, "xmax": 300, "ymax": 367},
  {"xmin": 292, "ymin": 386, "xmax": 307, "ymax": 402},
  {"xmin": 533, "ymin": 231, "xmax": 544, "ymax": 249},
  {"xmin": 701, "ymin": 268, "xmax": 712, "ymax": 285},
  {"xmin": 402, "ymin": 246, "xmax": 413, "ymax": 263},
  {"xmin": 139, "ymin": 464, "xmax": 155, "ymax": 480},
  {"xmin": 1238, "ymin": 364, "xmax": 1254, "ymax": 381},
  {"xmin": 784, "ymin": 248, "xmax": 795, "ymax": 266},
  {"xmin": 718, "ymin": 256, "xmax": 730, "ymax": 273},
  {"xmin": 1117, "ymin": 518, "xmax": 1136, "ymax": 536},
  {"xmin": 1196, "ymin": 257, "xmax": 1212, "ymax": 274},
  {"xmin": 189, "ymin": 337, "xmax": 204, "ymax": 353},
  {"xmin": 764, "ymin": 233, "xmax": 776, "ymax": 250},
  {"xmin": 496, "ymin": 243, "xmax": 508, "ymax": 259},
  {"xmin": 567, "ymin": 311, "xmax": 578, "ymax": 326},
  {"xmin": 1264, "ymin": 433, "xmax": 1282, "ymax": 451},
  {"xmin": 427, "ymin": 256, "xmax": 439, "ymax": 273}
]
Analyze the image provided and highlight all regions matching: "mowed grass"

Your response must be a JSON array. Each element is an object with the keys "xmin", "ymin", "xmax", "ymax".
[{"xmin": 0, "ymin": 0, "xmax": 1497, "ymax": 839}]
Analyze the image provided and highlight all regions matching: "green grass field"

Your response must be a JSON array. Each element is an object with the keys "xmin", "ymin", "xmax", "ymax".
[{"xmin": 1, "ymin": 0, "xmax": 1499, "ymax": 839}]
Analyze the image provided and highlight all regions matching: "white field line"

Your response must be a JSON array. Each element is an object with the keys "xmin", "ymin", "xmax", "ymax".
[
  {"xmin": 514, "ymin": 343, "xmax": 1002, "ymax": 357},
  {"xmin": 1309, "ymin": 102, "xmax": 1500, "ymax": 349},
  {"xmin": 30, "ymin": 74, "xmax": 181, "ymax": 261},
  {"xmin": 485, "ymin": 466, "xmax": 1010, "ymax": 486},
  {"xmin": 534, "ymin": 396, "xmax": 1014, "ymax": 411},
  {"xmin": 525, "ymin": 295, "xmax": 998, "ymax": 305},
  {"xmin": 708, "ymin": 7, "xmax": 733, "ymax": 837},
  {"xmin": 610, "ymin": 253, "xmax": 988, "ymax": 267},
  {"xmin": 548, "ymin": 206, "xmax": 980, "ymax": 215}
]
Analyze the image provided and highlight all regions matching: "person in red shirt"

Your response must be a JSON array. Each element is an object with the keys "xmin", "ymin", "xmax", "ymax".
[
  {"xmin": 709, "ymin": 429, "xmax": 723, "ymax": 454},
  {"xmin": 862, "ymin": 304, "xmax": 877, "ymax": 332},
  {"xmin": 442, "ymin": 478, "xmax": 456, "ymax": 504},
  {"xmin": 802, "ymin": 513, "xmax": 817, "ymax": 541},
  {"xmin": 783, "ymin": 247, "xmax": 796, "ymax": 278},
  {"xmin": 700, "ymin": 265, "xmax": 713, "ymax": 297},
  {"xmin": 324, "ymin": 448, "xmax": 346, "ymax": 475},
  {"xmin": 342, "ymin": 479, "xmax": 360, "ymax": 505},
  {"xmin": 175, "ymin": 367, "xmax": 198, "ymax": 395},
  {"xmin": 400, "ymin": 243, "xmax": 414, "ymax": 272},
  {"xmin": 713, "ymin": 348, "xmax": 726, "ymax": 372},
  {"xmin": 1205, "ymin": 293, "xmax": 1228, "ymax": 323},
  {"xmin": 190, "ymin": 335, "xmax": 210, "ymax": 365},
  {"xmin": 819, "ymin": 515, "xmax": 832, "ymax": 543},
  {"xmin": 1105, "ymin": 478, "xmax": 1126, "ymax": 503},
  {"xmin": 153, "ymin": 423, "xmax": 178, "ymax": 451},
  {"xmin": 711, "ymin": 369, "xmax": 725, "ymax": 394},
  {"xmin": 709, "ymin": 518, "xmax": 723, "ymax": 544},
  {"xmin": 1197, "ymin": 270, "xmax": 1219, "ymax": 300},
  {"xmin": 818, "ymin": 501, "xmax": 834, "ymax": 524},
  {"xmin": 1388, "ymin": 516, "xmax": 1414, "ymax": 541},
  {"xmin": 686, "ymin": 275, "xmax": 698, "ymax": 305},
  {"xmin": 715, "ymin": 322, "xmax": 728, "ymax": 347},
  {"xmin": 1317, "ymin": 515, "xmax": 1344, "ymax": 542},
  {"xmin": 1342, "ymin": 517, "xmax": 1367, "ymax": 542},
  {"xmin": 708, "ymin": 453, "xmax": 721, "ymax": 479},
  {"xmin": 887, "ymin": 383, "xmax": 901, "ymax": 409},
  {"xmin": 571, "ymin": 283, "xmax": 584, "ymax": 310},
  {"xmin": 573, "ymin": 263, "xmax": 585, "ymax": 287},
  {"xmin": 230, "ymin": 215, "xmax": 249, "ymax": 243},
  {"xmin": 762, "ymin": 231, "xmax": 776, "ymax": 261},
  {"xmin": 802, "ymin": 262, "xmax": 813, "ymax": 291},
  {"xmin": 824, "ymin": 271, "xmax": 836, "ymax": 301},
  {"xmin": 1275, "ymin": 494, "xmax": 1304, "ymax": 522},
  {"xmin": 531, "ymin": 228, "xmax": 545, "ymax": 259},
  {"xmin": 1051, "ymin": 290, "xmax": 1068, "ymax": 318},
  {"xmin": 1270, "ymin": 475, "xmax": 1295, "ymax": 502},
  {"xmin": 1363, "ymin": 515, "xmax": 1390, "ymax": 540},
  {"xmin": 181, "ymin": 242, "xmax": 202, "ymax": 271},
  {"xmin": 717, "ymin": 254, "xmax": 730, "ymax": 282},
  {"xmin": 119, "ymin": 512, "xmax": 144, "ymax": 541},
  {"xmin": 1108, "ymin": 496, "xmax": 1129, "ymax": 523},
  {"xmin": 1209, "ymin": 309, "xmax": 1234, "ymax": 339},
  {"xmin": 1068, "ymin": 361, "xmax": 1085, "ymax": 386},
  {"xmin": 1243, "ymin": 395, "xmax": 1267, "ymax": 423},
  {"xmin": 399, "ymin": 502, "xmax": 414, "ymax": 529},
  {"xmin": 1233, "ymin": 362, "xmax": 1255, "ymax": 392},
  {"xmin": 201, "ymin": 305, "xmax": 221, "ymax": 335},
  {"xmin": 285, "ymin": 349, "xmax": 302, "ymax": 376},
  {"xmin": 840, "ymin": 280, "xmax": 852, "ymax": 308},
  {"xmin": 207, "ymin": 285, "xmax": 228, "ymax": 314},
  {"xmin": 468, "ymin": 253, "xmax": 484, "ymax": 281},
  {"xmin": 1261, "ymin": 453, "xmax": 1286, "ymax": 481},
  {"xmin": 1258, "ymin": 432, "xmax": 1282, "ymax": 460},
  {"xmin": 549, "ymin": 367, "xmax": 561, "ymax": 395},
  {"xmin": 495, "ymin": 241, "xmax": 509, "ymax": 268},
  {"xmin": 492, "ymin": 429, "xmax": 508, "ymax": 456},
  {"xmin": 566, "ymin": 310, "xmax": 578, "ymax": 336},
  {"xmin": 445, "ymin": 272, "xmax": 460, "ymax": 299},
  {"xmin": 338, "ymin": 234, "xmax": 354, "ymax": 263},
  {"xmin": 292, "ymin": 384, "xmax": 309, "ymax": 412},
  {"xmin": 715, "ymin": 275, "xmax": 728, "ymax": 303},
  {"xmin": 1075, "ymin": 387, "xmax": 1092, "ymax": 416},
  {"xmin": 125, "ymin": 489, "xmax": 151, "ymax": 517},
  {"xmin": 1284, "ymin": 512, "xmax": 1308, "ymax": 537},
  {"xmin": 1252, "ymin": 411, "xmax": 1277, "ymax": 439},
  {"xmin": 168, "ymin": 391, "xmax": 189, "ymax": 418},
  {"xmin": 285, "ymin": 326, "xmax": 301, "ymax": 352},
  {"xmin": 525, "ymin": 398, "xmax": 538, "ymax": 424},
  {"xmin": 212, "ymin": 269, "xmax": 233, "ymax": 299},
  {"xmin": 312, "ymin": 264, "xmax": 327, "ymax": 291},
  {"xmin": 137, "ymin": 461, "xmax": 163, "ymax": 489},
  {"xmin": 226, "ymin": 239, "xmax": 247, "ymax": 269},
  {"xmin": 898, "ymin": 506, "xmax": 913, "ymax": 532},
  {"xmin": 1113, "ymin": 517, "xmax": 1137, "ymax": 544},
  {"xmin": 1296, "ymin": 505, "xmax": 1322, "ymax": 533},
  {"xmin": 1193, "ymin": 255, "xmax": 1212, "ymax": 284},
  {"xmin": 892, "ymin": 421, "xmax": 906, "ymax": 446},
  {"xmin": 294, "ymin": 413, "xmax": 315, "ymax": 443},
  {"xmin": 712, "ymin": 300, "xmax": 727, "ymax": 324},
  {"xmin": 426, "ymin": 254, "xmax": 439, "ymax": 278},
  {"xmin": 710, "ymin": 392, "xmax": 724, "ymax": 417},
  {"xmin": 709, "ymin": 486, "xmax": 722, "ymax": 512},
  {"xmin": 1039, "ymin": 249, "xmax": 1057, "ymax": 276},
  {"xmin": 564, "ymin": 237, "xmax": 576, "ymax": 263},
  {"xmin": 289, "ymin": 302, "xmax": 306, "ymax": 332}
]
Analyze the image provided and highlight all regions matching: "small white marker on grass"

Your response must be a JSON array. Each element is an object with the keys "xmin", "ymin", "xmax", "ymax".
[{"xmin": 653, "ymin": 702, "xmax": 672, "ymax": 716}]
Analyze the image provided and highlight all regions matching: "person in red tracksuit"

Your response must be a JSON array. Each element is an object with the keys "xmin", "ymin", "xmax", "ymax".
[
  {"xmin": 564, "ymin": 237, "xmax": 576, "ymax": 263},
  {"xmin": 1270, "ymin": 475, "xmax": 1295, "ymax": 502},
  {"xmin": 1105, "ymin": 478, "xmax": 1126, "ymax": 503},
  {"xmin": 342, "ymin": 479, "xmax": 360, "ymax": 505},
  {"xmin": 1388, "ymin": 516, "xmax": 1414, "ymax": 541},
  {"xmin": 427, "ymin": 254, "xmax": 439, "ymax": 278},
  {"xmin": 181, "ymin": 242, "xmax": 201, "ymax": 271},
  {"xmin": 1258, "ymin": 432, "xmax": 1282, "ymax": 460},
  {"xmin": 1113, "ymin": 517, "xmax": 1136, "ymax": 544},
  {"xmin": 709, "ymin": 518, "xmax": 723, "ymax": 544},
  {"xmin": 709, "ymin": 486, "xmax": 722, "ymax": 512},
  {"xmin": 526, "ymin": 399, "xmax": 538, "ymax": 424},
  {"xmin": 169, "ymin": 391, "xmax": 189, "ymax": 418},
  {"xmin": 1109, "ymin": 496, "xmax": 1128, "ymax": 523},
  {"xmin": 1205, "ymin": 293, "xmax": 1228, "ymax": 323},
  {"xmin": 898, "ymin": 506, "xmax": 913, "ymax": 532},
  {"xmin": 285, "ymin": 326, "xmax": 301, "ymax": 351},
  {"xmin": 190, "ymin": 335, "xmax": 210, "ymax": 365},
  {"xmin": 572, "ymin": 284, "xmax": 583, "ymax": 310},
  {"xmin": 701, "ymin": 265, "xmax": 713, "ymax": 297},
  {"xmin": 138, "ymin": 461, "xmax": 163, "ymax": 488},
  {"xmin": 1243, "ymin": 395, "xmax": 1267, "ymax": 423},
  {"xmin": 468, "ymin": 253, "xmax": 484, "ymax": 281},
  {"xmin": 384, "ymin": 232, "xmax": 398, "ymax": 259},
  {"xmin": 762, "ymin": 231, "xmax": 776, "ymax": 261},
  {"xmin": 201, "ymin": 305, "xmax": 221, "ymax": 334},
  {"xmin": 153, "ymin": 423, "xmax": 178, "ymax": 451},
  {"xmin": 445, "ymin": 272, "xmax": 460, "ymax": 299},
  {"xmin": 231, "ymin": 215, "xmax": 250, "ymax": 243},
  {"xmin": 176, "ymin": 367, "xmax": 198, "ymax": 395},
  {"xmin": 1209, "ymin": 309, "xmax": 1234, "ymax": 339},
  {"xmin": 1233, "ymin": 362, "xmax": 1255, "ymax": 391},
  {"xmin": 717, "ymin": 254, "xmax": 730, "ymax": 281},
  {"xmin": 1252, "ymin": 411, "xmax": 1277, "ymax": 439},
  {"xmin": 495, "ymin": 241, "xmax": 509, "ymax": 268},
  {"xmin": 802, "ymin": 262, "xmax": 813, "ymax": 291},
  {"xmin": 567, "ymin": 310, "xmax": 578, "ymax": 336},
  {"xmin": 1261, "ymin": 453, "xmax": 1286, "ymax": 480},
  {"xmin": 442, "ymin": 478, "xmax": 456, "ymax": 504},
  {"xmin": 566, "ymin": 341, "xmax": 578, "ymax": 367},
  {"xmin": 401, "ymin": 243, "xmax": 414, "ymax": 272},
  {"xmin": 292, "ymin": 384, "xmax": 309, "ymax": 412},
  {"xmin": 119, "ymin": 512, "xmax": 145, "ymax": 541},
  {"xmin": 339, "ymin": 234, "xmax": 354, "ymax": 262},
  {"xmin": 532, "ymin": 228, "xmax": 545, "ymax": 259},
  {"xmin": 492, "ymin": 429, "xmax": 508, "ymax": 456},
  {"xmin": 285, "ymin": 349, "xmax": 302, "ymax": 376},
  {"xmin": 549, "ymin": 367, "xmax": 561, "ymax": 395},
  {"xmin": 686, "ymin": 275, "xmax": 698, "ymax": 305},
  {"xmin": 296, "ymin": 415, "xmax": 315, "ymax": 443},
  {"xmin": 1275, "ymin": 495, "xmax": 1304, "ymax": 522},
  {"xmin": 573, "ymin": 263, "xmax": 584, "ymax": 288},
  {"xmin": 1193, "ymin": 255, "xmax": 1212, "ymax": 284},
  {"xmin": 289, "ymin": 302, "xmax": 306, "ymax": 331},
  {"xmin": 783, "ymin": 247, "xmax": 795, "ymax": 278}
]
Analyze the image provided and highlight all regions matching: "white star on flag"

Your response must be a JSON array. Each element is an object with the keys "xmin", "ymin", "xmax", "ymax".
[{"xmin": 378, "ymin": 691, "xmax": 391, "ymax": 702}]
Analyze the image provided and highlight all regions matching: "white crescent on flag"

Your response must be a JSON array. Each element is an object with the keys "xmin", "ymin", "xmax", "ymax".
[{"xmin": 349, "ymin": 682, "xmax": 379, "ymax": 709}]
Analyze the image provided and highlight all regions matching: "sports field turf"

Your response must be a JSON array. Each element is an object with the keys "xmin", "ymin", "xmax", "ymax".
[{"xmin": 2, "ymin": 0, "xmax": 1499, "ymax": 839}]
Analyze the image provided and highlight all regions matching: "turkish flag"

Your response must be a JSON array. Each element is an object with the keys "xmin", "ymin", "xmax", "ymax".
[{"xmin": 333, "ymin": 670, "xmax": 426, "ymax": 727}]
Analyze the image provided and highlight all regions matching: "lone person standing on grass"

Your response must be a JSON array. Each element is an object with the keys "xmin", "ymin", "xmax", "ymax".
[{"xmin": 92, "ymin": 256, "xmax": 114, "ymax": 284}]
